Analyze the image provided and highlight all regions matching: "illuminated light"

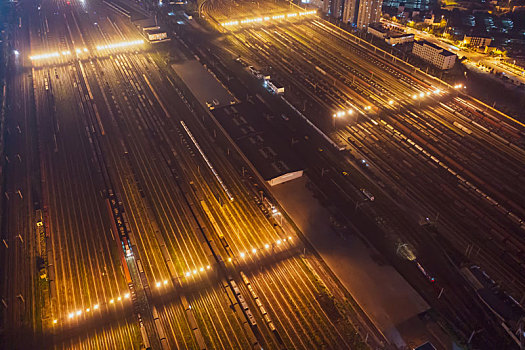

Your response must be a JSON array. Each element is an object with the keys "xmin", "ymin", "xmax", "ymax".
[
  {"xmin": 200, "ymin": 267, "xmax": 204, "ymax": 272},
  {"xmin": 332, "ymin": 113, "xmax": 336, "ymax": 118},
  {"xmin": 53, "ymin": 319, "xmax": 58, "ymax": 324},
  {"xmin": 434, "ymin": 89, "xmax": 441, "ymax": 94},
  {"xmin": 277, "ymin": 240, "xmax": 282, "ymax": 245},
  {"xmin": 76, "ymin": 48, "xmax": 81, "ymax": 54},
  {"xmin": 13, "ymin": 50, "xmax": 19, "ymax": 56},
  {"xmin": 117, "ymin": 296, "xmax": 121, "ymax": 301},
  {"xmin": 252, "ymin": 248, "xmax": 257, "ymax": 254},
  {"xmin": 412, "ymin": 94, "xmax": 418, "ymax": 99},
  {"xmin": 156, "ymin": 282, "xmax": 161, "ymax": 288},
  {"xmin": 265, "ymin": 244, "xmax": 270, "ymax": 249},
  {"xmin": 228, "ymin": 257, "xmax": 232, "ymax": 262},
  {"xmin": 426, "ymin": 91, "xmax": 430, "ymax": 95},
  {"xmin": 29, "ymin": 52, "xmax": 60, "ymax": 60},
  {"xmin": 206, "ymin": 265, "xmax": 210, "ymax": 269},
  {"xmin": 124, "ymin": 293, "xmax": 130, "ymax": 299},
  {"xmin": 185, "ymin": 271, "xmax": 191, "ymax": 277},
  {"xmin": 109, "ymin": 299, "xmax": 114, "ymax": 304},
  {"xmin": 288, "ymin": 236, "xmax": 292, "ymax": 240},
  {"xmin": 419, "ymin": 92, "xmax": 424, "ymax": 98},
  {"xmin": 96, "ymin": 40, "xmax": 144, "ymax": 51},
  {"xmin": 83, "ymin": 48, "xmax": 88, "ymax": 52},
  {"xmin": 76, "ymin": 310, "xmax": 82, "ymax": 316},
  {"xmin": 388, "ymin": 100, "xmax": 394, "ymax": 105},
  {"xmin": 348, "ymin": 109, "xmax": 353, "ymax": 114},
  {"xmin": 193, "ymin": 269, "xmax": 197, "ymax": 274},
  {"xmin": 240, "ymin": 252, "xmax": 245, "ymax": 258},
  {"xmin": 68, "ymin": 313, "xmax": 74, "ymax": 319},
  {"xmin": 163, "ymin": 280, "xmax": 168, "ymax": 285},
  {"xmin": 94, "ymin": 304, "xmax": 99, "ymax": 310},
  {"xmin": 86, "ymin": 308, "xmax": 90, "ymax": 312}
]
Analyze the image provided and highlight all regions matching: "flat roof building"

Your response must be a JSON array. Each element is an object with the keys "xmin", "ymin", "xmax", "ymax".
[
  {"xmin": 368, "ymin": 24, "xmax": 414, "ymax": 45},
  {"xmin": 464, "ymin": 35, "xmax": 492, "ymax": 47},
  {"xmin": 386, "ymin": 33, "xmax": 414, "ymax": 45},
  {"xmin": 412, "ymin": 40, "xmax": 456, "ymax": 70},
  {"xmin": 212, "ymin": 104, "xmax": 304, "ymax": 187}
]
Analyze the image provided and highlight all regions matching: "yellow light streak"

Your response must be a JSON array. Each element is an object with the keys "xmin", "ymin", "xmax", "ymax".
[
  {"xmin": 221, "ymin": 10, "xmax": 317, "ymax": 27},
  {"xmin": 96, "ymin": 40, "xmax": 144, "ymax": 51}
]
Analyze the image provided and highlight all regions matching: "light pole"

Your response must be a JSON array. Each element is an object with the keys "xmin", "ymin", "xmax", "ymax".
[{"xmin": 332, "ymin": 109, "xmax": 353, "ymax": 130}]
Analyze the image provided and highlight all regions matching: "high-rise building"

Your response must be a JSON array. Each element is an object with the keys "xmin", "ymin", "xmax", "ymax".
[
  {"xmin": 342, "ymin": 0, "xmax": 383, "ymax": 28},
  {"xmin": 381, "ymin": 0, "xmax": 434, "ymax": 10}
]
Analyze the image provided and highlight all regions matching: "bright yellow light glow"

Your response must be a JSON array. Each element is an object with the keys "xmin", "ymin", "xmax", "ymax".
[
  {"xmin": 221, "ymin": 10, "xmax": 316, "ymax": 27},
  {"xmin": 388, "ymin": 100, "xmax": 394, "ymax": 105},
  {"xmin": 96, "ymin": 40, "xmax": 144, "ymax": 51},
  {"xmin": 200, "ymin": 267, "xmax": 204, "ymax": 272},
  {"xmin": 94, "ymin": 304, "xmax": 99, "ymax": 310},
  {"xmin": 156, "ymin": 282, "xmax": 161, "ymax": 288},
  {"xmin": 252, "ymin": 248, "xmax": 257, "ymax": 254},
  {"xmin": 265, "ymin": 244, "xmax": 270, "ymax": 249},
  {"xmin": 29, "ymin": 52, "xmax": 60, "ymax": 60},
  {"xmin": 125, "ymin": 293, "xmax": 130, "ymax": 298},
  {"xmin": 228, "ymin": 257, "xmax": 232, "ymax": 262},
  {"xmin": 288, "ymin": 236, "xmax": 292, "ymax": 240},
  {"xmin": 163, "ymin": 280, "xmax": 168, "ymax": 285},
  {"xmin": 206, "ymin": 265, "xmax": 210, "ymax": 269},
  {"xmin": 413, "ymin": 94, "xmax": 418, "ymax": 99},
  {"xmin": 240, "ymin": 252, "xmax": 245, "ymax": 258},
  {"xmin": 110, "ymin": 299, "xmax": 114, "ymax": 304},
  {"xmin": 76, "ymin": 310, "xmax": 82, "ymax": 316},
  {"xmin": 186, "ymin": 271, "xmax": 191, "ymax": 277},
  {"xmin": 68, "ymin": 313, "xmax": 74, "ymax": 319},
  {"xmin": 53, "ymin": 319, "xmax": 58, "ymax": 324},
  {"xmin": 277, "ymin": 240, "xmax": 282, "ymax": 245},
  {"xmin": 86, "ymin": 308, "xmax": 90, "ymax": 312},
  {"xmin": 117, "ymin": 296, "xmax": 121, "ymax": 301}
]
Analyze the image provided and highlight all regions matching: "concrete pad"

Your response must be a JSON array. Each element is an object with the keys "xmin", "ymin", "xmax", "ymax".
[{"xmin": 271, "ymin": 176, "xmax": 430, "ymax": 346}]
